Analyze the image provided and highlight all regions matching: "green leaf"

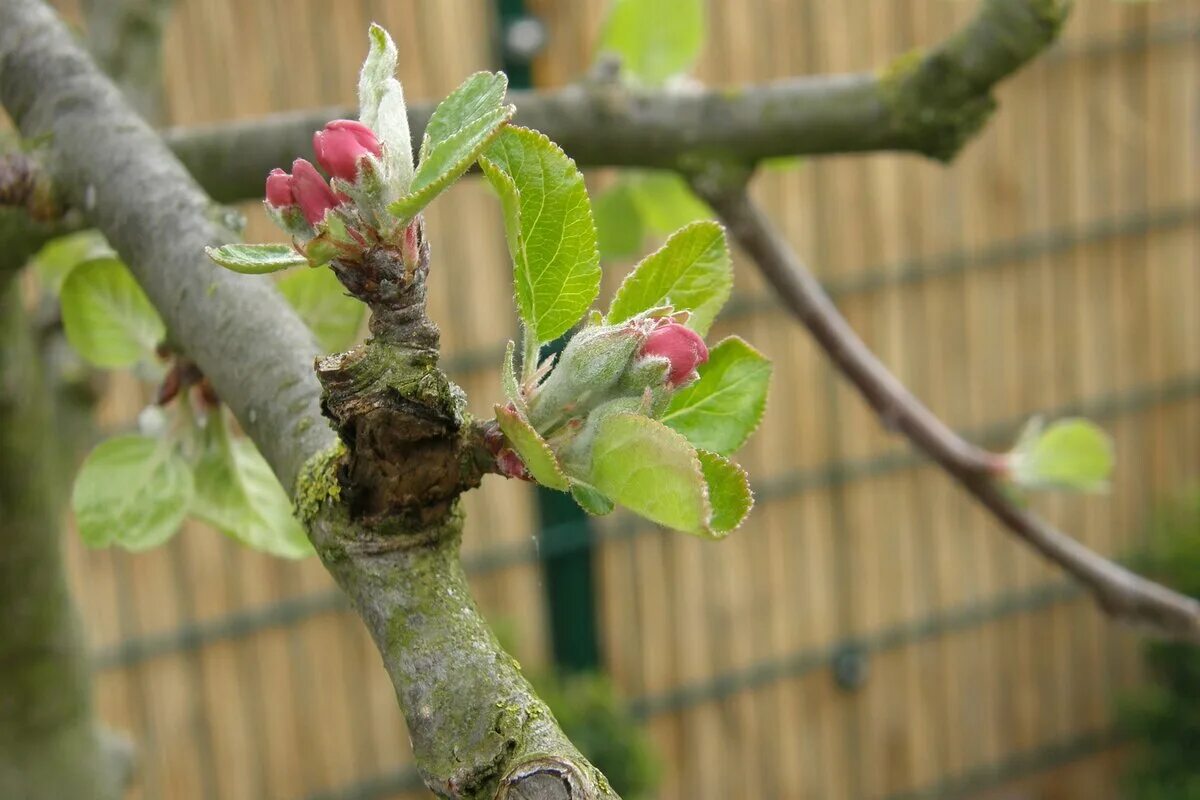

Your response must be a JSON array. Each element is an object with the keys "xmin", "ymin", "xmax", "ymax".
[
  {"xmin": 481, "ymin": 126, "xmax": 601, "ymax": 344},
  {"xmin": 60, "ymin": 257, "xmax": 165, "ymax": 368},
  {"xmin": 72, "ymin": 435, "xmax": 192, "ymax": 551},
  {"xmin": 389, "ymin": 72, "xmax": 514, "ymax": 221},
  {"xmin": 698, "ymin": 450, "xmax": 752, "ymax": 534},
  {"xmin": 192, "ymin": 413, "xmax": 313, "ymax": 558},
  {"xmin": 628, "ymin": 172, "xmax": 710, "ymax": 235},
  {"xmin": 33, "ymin": 230, "xmax": 113, "ymax": 293},
  {"xmin": 594, "ymin": 180, "xmax": 645, "ymax": 261},
  {"xmin": 570, "ymin": 482, "xmax": 615, "ymax": 516},
  {"xmin": 278, "ymin": 267, "xmax": 365, "ymax": 352},
  {"xmin": 589, "ymin": 412, "xmax": 713, "ymax": 536},
  {"xmin": 204, "ymin": 243, "xmax": 308, "ymax": 274},
  {"xmin": 607, "ymin": 220, "xmax": 731, "ymax": 335},
  {"xmin": 1010, "ymin": 417, "xmax": 1114, "ymax": 492},
  {"xmin": 661, "ymin": 336, "xmax": 771, "ymax": 455},
  {"xmin": 598, "ymin": 0, "xmax": 705, "ymax": 85},
  {"xmin": 495, "ymin": 403, "xmax": 570, "ymax": 490}
]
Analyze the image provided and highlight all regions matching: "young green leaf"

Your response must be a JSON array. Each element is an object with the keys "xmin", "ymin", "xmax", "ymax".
[
  {"xmin": 481, "ymin": 126, "xmax": 601, "ymax": 344},
  {"xmin": 698, "ymin": 450, "xmax": 753, "ymax": 534},
  {"xmin": 570, "ymin": 482, "xmax": 615, "ymax": 516},
  {"xmin": 192, "ymin": 414, "xmax": 314, "ymax": 558},
  {"xmin": 661, "ymin": 336, "xmax": 771, "ymax": 455},
  {"xmin": 597, "ymin": 0, "xmax": 705, "ymax": 85},
  {"xmin": 1010, "ymin": 417, "xmax": 1114, "ymax": 492},
  {"xmin": 72, "ymin": 435, "xmax": 193, "ymax": 551},
  {"xmin": 607, "ymin": 220, "xmax": 732, "ymax": 335},
  {"xmin": 278, "ymin": 266, "xmax": 365, "ymax": 352},
  {"xmin": 33, "ymin": 230, "xmax": 113, "ymax": 293},
  {"xmin": 204, "ymin": 243, "xmax": 308, "ymax": 274},
  {"xmin": 389, "ymin": 72, "xmax": 514, "ymax": 221},
  {"xmin": 589, "ymin": 412, "xmax": 713, "ymax": 536},
  {"xmin": 60, "ymin": 257, "xmax": 165, "ymax": 368},
  {"xmin": 495, "ymin": 404, "xmax": 571, "ymax": 490}
]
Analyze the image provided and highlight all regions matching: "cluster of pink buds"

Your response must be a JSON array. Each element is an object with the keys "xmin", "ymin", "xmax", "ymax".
[{"xmin": 261, "ymin": 119, "xmax": 418, "ymax": 268}]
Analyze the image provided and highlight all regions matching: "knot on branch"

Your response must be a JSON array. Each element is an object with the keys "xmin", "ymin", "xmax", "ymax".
[{"xmin": 316, "ymin": 246, "xmax": 496, "ymax": 534}]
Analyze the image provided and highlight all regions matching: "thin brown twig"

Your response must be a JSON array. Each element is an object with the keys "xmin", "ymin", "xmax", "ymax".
[{"xmin": 697, "ymin": 183, "xmax": 1200, "ymax": 643}]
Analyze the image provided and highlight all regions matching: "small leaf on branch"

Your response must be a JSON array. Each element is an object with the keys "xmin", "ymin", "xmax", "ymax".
[
  {"xmin": 607, "ymin": 220, "xmax": 732, "ymax": 335},
  {"xmin": 72, "ymin": 435, "xmax": 193, "ymax": 551},
  {"xmin": 589, "ymin": 412, "xmax": 713, "ymax": 536},
  {"xmin": 481, "ymin": 126, "xmax": 601, "ymax": 344},
  {"xmin": 192, "ymin": 413, "xmax": 314, "ymax": 558},
  {"xmin": 698, "ymin": 449, "xmax": 753, "ymax": 533},
  {"xmin": 1010, "ymin": 417, "xmax": 1114, "ymax": 492},
  {"xmin": 278, "ymin": 266, "xmax": 365, "ymax": 352},
  {"xmin": 60, "ymin": 256, "xmax": 165, "ymax": 367},
  {"xmin": 500, "ymin": 339, "xmax": 522, "ymax": 409},
  {"xmin": 570, "ymin": 482, "xmax": 615, "ymax": 516},
  {"xmin": 389, "ymin": 71, "xmax": 514, "ymax": 221},
  {"xmin": 204, "ymin": 243, "xmax": 308, "ymax": 274},
  {"xmin": 495, "ymin": 403, "xmax": 571, "ymax": 490},
  {"xmin": 660, "ymin": 336, "xmax": 771, "ymax": 455}
]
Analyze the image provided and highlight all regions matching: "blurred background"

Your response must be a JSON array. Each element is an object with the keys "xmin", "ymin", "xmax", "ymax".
[{"xmin": 28, "ymin": 0, "xmax": 1200, "ymax": 798}]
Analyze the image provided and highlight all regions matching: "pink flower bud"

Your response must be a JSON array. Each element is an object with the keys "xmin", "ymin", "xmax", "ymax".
[
  {"xmin": 265, "ymin": 168, "xmax": 293, "ymax": 208},
  {"xmin": 290, "ymin": 159, "xmax": 339, "ymax": 225},
  {"xmin": 312, "ymin": 120, "xmax": 383, "ymax": 183},
  {"xmin": 640, "ymin": 321, "xmax": 709, "ymax": 386}
]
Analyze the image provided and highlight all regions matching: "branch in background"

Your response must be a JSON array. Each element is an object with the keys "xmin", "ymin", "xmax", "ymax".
[
  {"xmin": 695, "ymin": 184, "xmax": 1200, "ymax": 642},
  {"xmin": 0, "ymin": 2, "xmax": 614, "ymax": 797},
  {"xmin": 81, "ymin": 0, "xmax": 175, "ymax": 121},
  {"xmin": 0, "ymin": 271, "xmax": 130, "ymax": 800},
  {"xmin": 162, "ymin": 0, "xmax": 1068, "ymax": 204}
]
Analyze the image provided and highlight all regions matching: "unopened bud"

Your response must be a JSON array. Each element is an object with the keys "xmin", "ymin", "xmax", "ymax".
[
  {"xmin": 639, "ymin": 321, "xmax": 708, "ymax": 386},
  {"xmin": 313, "ymin": 120, "xmax": 383, "ymax": 183},
  {"xmin": 291, "ymin": 159, "xmax": 340, "ymax": 225}
]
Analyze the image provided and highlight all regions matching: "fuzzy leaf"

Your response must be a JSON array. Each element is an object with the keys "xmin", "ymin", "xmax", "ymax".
[
  {"xmin": 192, "ymin": 414, "xmax": 313, "ymax": 558},
  {"xmin": 1011, "ymin": 418, "xmax": 1114, "ymax": 492},
  {"xmin": 598, "ymin": 0, "xmax": 705, "ymax": 85},
  {"xmin": 495, "ymin": 404, "xmax": 570, "ymax": 491},
  {"xmin": 60, "ymin": 257, "xmax": 165, "ymax": 368},
  {"xmin": 278, "ymin": 267, "xmax": 365, "ymax": 352},
  {"xmin": 481, "ymin": 126, "xmax": 601, "ymax": 344},
  {"xmin": 661, "ymin": 336, "xmax": 771, "ymax": 455},
  {"xmin": 698, "ymin": 450, "xmax": 752, "ymax": 534},
  {"xmin": 607, "ymin": 220, "xmax": 731, "ymax": 335},
  {"xmin": 72, "ymin": 435, "xmax": 192, "ymax": 551},
  {"xmin": 390, "ymin": 72, "xmax": 513, "ymax": 221},
  {"xmin": 204, "ymin": 243, "xmax": 308, "ymax": 274},
  {"xmin": 589, "ymin": 413, "xmax": 713, "ymax": 536},
  {"xmin": 571, "ymin": 482, "xmax": 615, "ymax": 516}
]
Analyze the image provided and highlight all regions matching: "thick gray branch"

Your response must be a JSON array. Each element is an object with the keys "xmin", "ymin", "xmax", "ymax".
[
  {"xmin": 0, "ymin": 2, "xmax": 614, "ymax": 796},
  {"xmin": 164, "ymin": 0, "xmax": 1067, "ymax": 204},
  {"xmin": 697, "ymin": 184, "xmax": 1200, "ymax": 642},
  {"xmin": 0, "ymin": 278, "xmax": 128, "ymax": 800},
  {"xmin": 0, "ymin": 0, "xmax": 330, "ymax": 490}
]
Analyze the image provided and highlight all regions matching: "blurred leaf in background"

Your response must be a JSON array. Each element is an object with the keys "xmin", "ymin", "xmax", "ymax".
[{"xmin": 1118, "ymin": 489, "xmax": 1200, "ymax": 799}]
